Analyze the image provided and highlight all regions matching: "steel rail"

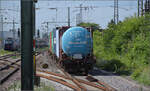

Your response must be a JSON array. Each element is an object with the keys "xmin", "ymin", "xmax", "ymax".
[
  {"xmin": 86, "ymin": 75, "xmax": 117, "ymax": 91},
  {"xmin": 0, "ymin": 61, "xmax": 20, "ymax": 69},
  {"xmin": 36, "ymin": 52, "xmax": 115, "ymax": 91},
  {"xmin": 0, "ymin": 54, "xmax": 15, "ymax": 59},
  {"xmin": 36, "ymin": 73, "xmax": 81, "ymax": 91},
  {"xmin": 58, "ymin": 66, "xmax": 87, "ymax": 91},
  {"xmin": 37, "ymin": 69, "xmax": 84, "ymax": 91},
  {"xmin": 0, "ymin": 59, "xmax": 21, "ymax": 71},
  {"xmin": 0, "ymin": 53, "xmax": 20, "ymax": 60},
  {"xmin": 0, "ymin": 67, "xmax": 19, "ymax": 84},
  {"xmin": 0, "ymin": 51, "xmax": 42, "ymax": 85},
  {"xmin": 0, "ymin": 58, "xmax": 20, "ymax": 65},
  {"xmin": 37, "ymin": 69, "xmax": 110, "ymax": 91},
  {"xmin": 56, "ymin": 62, "xmax": 108, "ymax": 91}
]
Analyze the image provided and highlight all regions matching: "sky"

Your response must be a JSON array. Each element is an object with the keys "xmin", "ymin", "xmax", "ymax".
[{"xmin": 0, "ymin": 0, "xmax": 138, "ymax": 33}]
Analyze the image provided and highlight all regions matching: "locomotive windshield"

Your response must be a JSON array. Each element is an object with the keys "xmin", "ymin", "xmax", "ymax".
[{"xmin": 5, "ymin": 39, "xmax": 13, "ymax": 44}]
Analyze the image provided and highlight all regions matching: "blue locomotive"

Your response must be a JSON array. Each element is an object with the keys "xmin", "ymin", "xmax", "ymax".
[
  {"xmin": 4, "ymin": 37, "xmax": 20, "ymax": 51},
  {"xmin": 49, "ymin": 26, "xmax": 95, "ymax": 74}
]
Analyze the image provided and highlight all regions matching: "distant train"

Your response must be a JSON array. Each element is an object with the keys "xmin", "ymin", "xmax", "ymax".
[
  {"xmin": 4, "ymin": 37, "xmax": 20, "ymax": 51},
  {"xmin": 49, "ymin": 26, "xmax": 96, "ymax": 74},
  {"xmin": 4, "ymin": 37, "xmax": 48, "ymax": 51},
  {"xmin": 36, "ymin": 38, "xmax": 48, "ymax": 48}
]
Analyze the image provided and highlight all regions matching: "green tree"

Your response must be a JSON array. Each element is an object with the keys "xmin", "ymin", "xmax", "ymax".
[
  {"xmin": 94, "ymin": 15, "xmax": 150, "ymax": 85},
  {"xmin": 77, "ymin": 22, "xmax": 102, "ymax": 31}
]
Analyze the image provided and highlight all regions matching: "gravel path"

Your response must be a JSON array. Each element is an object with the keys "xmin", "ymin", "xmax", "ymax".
[
  {"xmin": 89, "ymin": 67, "xmax": 150, "ymax": 91},
  {"xmin": 37, "ymin": 52, "xmax": 74, "ymax": 91}
]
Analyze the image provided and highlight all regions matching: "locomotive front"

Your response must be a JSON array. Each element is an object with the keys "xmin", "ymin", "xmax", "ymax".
[{"xmin": 62, "ymin": 27, "xmax": 93, "ymax": 59}]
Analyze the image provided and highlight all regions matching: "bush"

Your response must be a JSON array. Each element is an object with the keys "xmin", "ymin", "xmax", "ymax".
[
  {"xmin": 94, "ymin": 15, "xmax": 150, "ymax": 85},
  {"xmin": 132, "ymin": 66, "xmax": 150, "ymax": 85}
]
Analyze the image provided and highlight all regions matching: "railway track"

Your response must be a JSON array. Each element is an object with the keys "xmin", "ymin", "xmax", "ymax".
[
  {"xmin": 37, "ymin": 69, "xmax": 116, "ymax": 91},
  {"xmin": 0, "ymin": 52, "xmax": 42, "ymax": 85},
  {"xmin": 36, "ymin": 53, "xmax": 117, "ymax": 91},
  {"xmin": 0, "ymin": 53, "xmax": 19, "ymax": 59},
  {"xmin": 0, "ymin": 54, "xmax": 20, "ymax": 85}
]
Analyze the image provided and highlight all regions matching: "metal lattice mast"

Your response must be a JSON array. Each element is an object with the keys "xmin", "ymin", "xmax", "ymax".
[
  {"xmin": 0, "ymin": 0, "xmax": 4, "ymax": 48},
  {"xmin": 138, "ymin": 0, "xmax": 144, "ymax": 16},
  {"xmin": 114, "ymin": 0, "xmax": 119, "ymax": 24},
  {"xmin": 68, "ymin": 7, "xmax": 70, "ymax": 27},
  {"xmin": 79, "ymin": 4, "xmax": 83, "ymax": 24},
  {"xmin": 145, "ymin": 0, "xmax": 150, "ymax": 13}
]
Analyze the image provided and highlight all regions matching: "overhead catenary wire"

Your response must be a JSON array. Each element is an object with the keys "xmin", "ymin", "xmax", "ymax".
[{"xmin": 1, "ymin": 0, "xmax": 138, "ymax": 32}]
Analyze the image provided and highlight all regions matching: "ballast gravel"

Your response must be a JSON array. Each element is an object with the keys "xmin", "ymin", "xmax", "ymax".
[{"xmin": 37, "ymin": 52, "xmax": 150, "ymax": 91}]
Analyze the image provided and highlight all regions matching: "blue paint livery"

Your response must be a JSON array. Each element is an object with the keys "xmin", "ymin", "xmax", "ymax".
[{"xmin": 62, "ymin": 27, "xmax": 92, "ymax": 58}]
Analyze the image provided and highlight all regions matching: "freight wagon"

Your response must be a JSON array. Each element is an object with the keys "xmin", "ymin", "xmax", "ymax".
[{"xmin": 49, "ymin": 26, "xmax": 96, "ymax": 74}]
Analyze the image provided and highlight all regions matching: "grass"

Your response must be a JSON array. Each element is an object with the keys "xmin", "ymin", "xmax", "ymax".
[
  {"xmin": 11, "ymin": 55, "xmax": 20, "ymax": 59},
  {"xmin": 10, "ymin": 52, "xmax": 20, "ymax": 59},
  {"xmin": 96, "ymin": 59, "xmax": 131, "ymax": 76},
  {"xmin": 34, "ymin": 82, "xmax": 55, "ymax": 91},
  {"xmin": 131, "ymin": 66, "xmax": 150, "ymax": 86},
  {"xmin": 0, "ymin": 49, "xmax": 20, "ymax": 59},
  {"xmin": 8, "ymin": 81, "xmax": 55, "ymax": 91},
  {"xmin": 8, "ymin": 81, "xmax": 21, "ymax": 91},
  {"xmin": 36, "ymin": 47, "xmax": 49, "ymax": 52},
  {"xmin": 96, "ymin": 58, "xmax": 150, "ymax": 86},
  {"xmin": 0, "ymin": 49, "xmax": 14, "ymax": 56}
]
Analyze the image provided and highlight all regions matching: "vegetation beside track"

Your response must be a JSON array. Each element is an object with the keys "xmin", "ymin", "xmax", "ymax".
[
  {"xmin": 0, "ymin": 49, "xmax": 14, "ymax": 56},
  {"xmin": 93, "ymin": 15, "xmax": 150, "ymax": 86},
  {"xmin": 79, "ymin": 15, "xmax": 150, "ymax": 86},
  {"xmin": 36, "ymin": 47, "xmax": 49, "ymax": 52},
  {"xmin": 7, "ymin": 81, "xmax": 55, "ymax": 91}
]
